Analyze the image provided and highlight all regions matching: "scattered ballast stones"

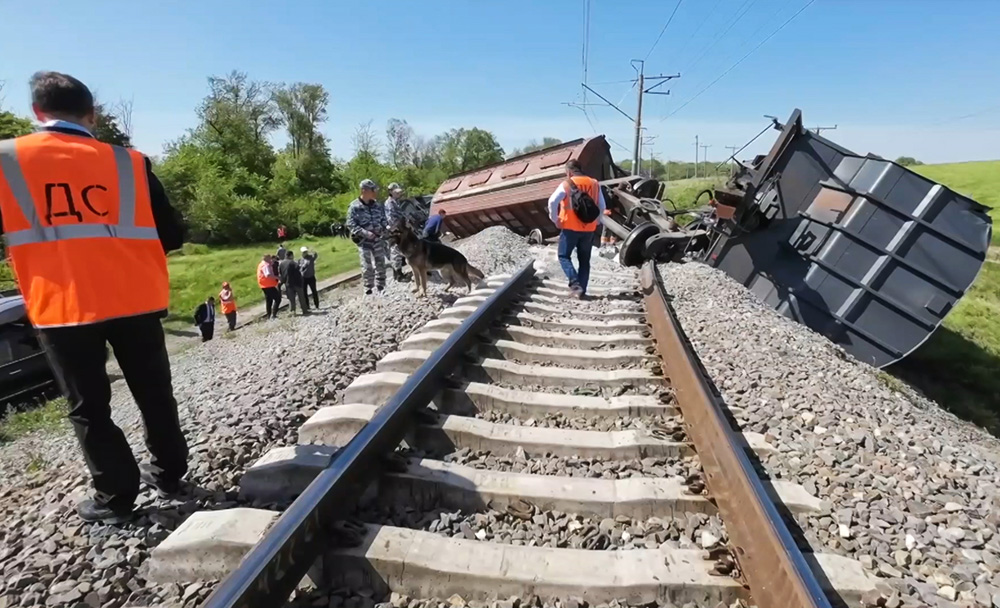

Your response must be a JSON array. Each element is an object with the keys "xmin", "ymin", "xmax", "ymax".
[
  {"xmin": 475, "ymin": 410, "xmax": 685, "ymax": 434},
  {"xmin": 661, "ymin": 260, "xmax": 1000, "ymax": 607},
  {"xmin": 359, "ymin": 505, "xmax": 728, "ymax": 552},
  {"xmin": 444, "ymin": 448, "xmax": 700, "ymax": 481}
]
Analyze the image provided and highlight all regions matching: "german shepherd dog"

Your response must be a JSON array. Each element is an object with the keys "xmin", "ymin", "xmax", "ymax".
[{"xmin": 386, "ymin": 221, "xmax": 485, "ymax": 297}]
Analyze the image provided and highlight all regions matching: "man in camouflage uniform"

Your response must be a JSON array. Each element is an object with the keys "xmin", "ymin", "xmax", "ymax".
[
  {"xmin": 383, "ymin": 182, "xmax": 409, "ymax": 282},
  {"xmin": 346, "ymin": 179, "xmax": 387, "ymax": 295}
]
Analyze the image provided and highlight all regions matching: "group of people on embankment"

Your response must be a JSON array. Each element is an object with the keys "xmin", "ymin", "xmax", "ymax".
[{"xmin": 191, "ymin": 243, "xmax": 322, "ymax": 343}]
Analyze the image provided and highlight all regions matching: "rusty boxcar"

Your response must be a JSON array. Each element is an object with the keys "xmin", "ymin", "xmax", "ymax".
[{"xmin": 428, "ymin": 136, "xmax": 619, "ymax": 239}]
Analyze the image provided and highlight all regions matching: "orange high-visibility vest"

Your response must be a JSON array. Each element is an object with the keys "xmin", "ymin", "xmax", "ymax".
[
  {"xmin": 257, "ymin": 260, "xmax": 278, "ymax": 288},
  {"xmin": 219, "ymin": 290, "xmax": 237, "ymax": 314},
  {"xmin": 0, "ymin": 131, "xmax": 168, "ymax": 328},
  {"xmin": 557, "ymin": 175, "xmax": 601, "ymax": 232}
]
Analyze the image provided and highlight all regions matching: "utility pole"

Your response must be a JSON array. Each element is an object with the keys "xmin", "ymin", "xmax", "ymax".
[
  {"xmin": 575, "ymin": 61, "xmax": 679, "ymax": 175},
  {"xmin": 725, "ymin": 144, "xmax": 739, "ymax": 176},
  {"xmin": 810, "ymin": 125, "xmax": 838, "ymax": 135},
  {"xmin": 699, "ymin": 143, "xmax": 711, "ymax": 177},
  {"xmin": 693, "ymin": 135, "xmax": 699, "ymax": 178},
  {"xmin": 630, "ymin": 60, "xmax": 679, "ymax": 174},
  {"xmin": 633, "ymin": 66, "xmax": 644, "ymax": 172}
]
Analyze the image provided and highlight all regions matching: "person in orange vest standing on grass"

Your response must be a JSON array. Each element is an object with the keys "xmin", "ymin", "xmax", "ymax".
[
  {"xmin": 219, "ymin": 281, "xmax": 238, "ymax": 330},
  {"xmin": 257, "ymin": 254, "xmax": 280, "ymax": 320},
  {"xmin": 547, "ymin": 160, "xmax": 606, "ymax": 299},
  {"xmin": 0, "ymin": 72, "xmax": 188, "ymax": 523}
]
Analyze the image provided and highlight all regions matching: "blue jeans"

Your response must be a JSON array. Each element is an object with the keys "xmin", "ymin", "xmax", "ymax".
[{"xmin": 557, "ymin": 229, "xmax": 595, "ymax": 293}]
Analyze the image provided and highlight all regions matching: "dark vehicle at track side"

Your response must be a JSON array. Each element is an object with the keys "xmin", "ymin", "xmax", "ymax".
[{"xmin": 0, "ymin": 295, "xmax": 54, "ymax": 405}]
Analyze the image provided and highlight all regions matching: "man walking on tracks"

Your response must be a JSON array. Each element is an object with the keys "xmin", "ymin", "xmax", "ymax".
[
  {"xmin": 547, "ymin": 160, "xmax": 605, "ymax": 298},
  {"xmin": 347, "ymin": 179, "xmax": 387, "ymax": 295},
  {"xmin": 384, "ymin": 182, "xmax": 408, "ymax": 282},
  {"xmin": 0, "ymin": 72, "xmax": 188, "ymax": 523}
]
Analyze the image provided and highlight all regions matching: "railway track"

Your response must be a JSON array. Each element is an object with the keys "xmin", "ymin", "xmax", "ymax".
[{"xmin": 146, "ymin": 254, "xmax": 878, "ymax": 608}]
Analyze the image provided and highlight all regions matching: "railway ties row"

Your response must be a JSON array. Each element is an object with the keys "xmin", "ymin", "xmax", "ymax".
[{"xmin": 146, "ymin": 258, "xmax": 879, "ymax": 608}]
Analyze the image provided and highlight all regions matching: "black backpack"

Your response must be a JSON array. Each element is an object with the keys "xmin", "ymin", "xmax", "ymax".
[{"xmin": 565, "ymin": 179, "xmax": 600, "ymax": 223}]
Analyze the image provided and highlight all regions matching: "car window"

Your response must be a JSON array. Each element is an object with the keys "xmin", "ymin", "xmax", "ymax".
[{"xmin": 0, "ymin": 323, "xmax": 40, "ymax": 365}]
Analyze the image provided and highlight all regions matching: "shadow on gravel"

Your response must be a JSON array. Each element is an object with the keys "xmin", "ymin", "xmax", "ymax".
[
  {"xmin": 888, "ymin": 326, "xmax": 1000, "ymax": 437},
  {"xmin": 163, "ymin": 327, "xmax": 200, "ymax": 339}
]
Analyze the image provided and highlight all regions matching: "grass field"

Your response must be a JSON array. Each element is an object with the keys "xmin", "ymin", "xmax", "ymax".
[
  {"xmin": 164, "ymin": 236, "xmax": 359, "ymax": 323},
  {"xmin": 2, "ymin": 236, "xmax": 361, "ymax": 322},
  {"xmin": 663, "ymin": 177, "xmax": 725, "ymax": 213}
]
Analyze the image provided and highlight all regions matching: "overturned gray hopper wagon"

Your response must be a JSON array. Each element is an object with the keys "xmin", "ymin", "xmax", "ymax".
[
  {"xmin": 429, "ymin": 110, "xmax": 992, "ymax": 368},
  {"xmin": 698, "ymin": 110, "xmax": 992, "ymax": 368}
]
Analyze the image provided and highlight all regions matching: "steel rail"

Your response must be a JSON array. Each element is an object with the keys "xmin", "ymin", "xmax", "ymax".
[
  {"xmin": 201, "ymin": 260, "xmax": 537, "ymax": 608},
  {"xmin": 640, "ymin": 261, "xmax": 831, "ymax": 608}
]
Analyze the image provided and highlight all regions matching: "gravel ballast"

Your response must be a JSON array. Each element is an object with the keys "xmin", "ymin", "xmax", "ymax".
[
  {"xmin": 0, "ymin": 227, "xmax": 534, "ymax": 608},
  {"xmin": 661, "ymin": 260, "xmax": 1000, "ymax": 608}
]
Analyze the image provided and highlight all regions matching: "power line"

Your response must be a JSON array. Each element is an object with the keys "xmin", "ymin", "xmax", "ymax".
[
  {"xmin": 661, "ymin": 0, "xmax": 817, "ymax": 122},
  {"xmin": 714, "ymin": 121, "xmax": 775, "ymax": 171},
  {"xmin": 588, "ymin": 79, "xmax": 635, "ymax": 86},
  {"xmin": 929, "ymin": 104, "xmax": 1000, "ymax": 126},
  {"xmin": 685, "ymin": 0, "xmax": 794, "ymax": 89},
  {"xmin": 672, "ymin": 0, "xmax": 724, "ymax": 68},
  {"xmin": 643, "ymin": 0, "xmax": 685, "ymax": 61},
  {"xmin": 681, "ymin": 0, "xmax": 760, "ymax": 76}
]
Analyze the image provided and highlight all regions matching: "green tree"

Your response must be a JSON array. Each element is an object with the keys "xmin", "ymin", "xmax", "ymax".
[
  {"xmin": 895, "ymin": 156, "xmax": 923, "ymax": 167},
  {"xmin": 274, "ymin": 83, "xmax": 329, "ymax": 158},
  {"xmin": 385, "ymin": 118, "xmax": 414, "ymax": 168},
  {"xmin": 92, "ymin": 103, "xmax": 131, "ymax": 147},
  {"xmin": 0, "ymin": 82, "xmax": 34, "ymax": 140},
  {"xmin": 510, "ymin": 137, "xmax": 562, "ymax": 157},
  {"xmin": 195, "ymin": 70, "xmax": 280, "ymax": 177},
  {"xmin": 437, "ymin": 127, "xmax": 504, "ymax": 175},
  {"xmin": 0, "ymin": 111, "xmax": 33, "ymax": 139}
]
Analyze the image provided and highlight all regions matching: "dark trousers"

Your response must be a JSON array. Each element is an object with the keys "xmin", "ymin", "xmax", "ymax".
[
  {"xmin": 285, "ymin": 284, "xmax": 308, "ymax": 313},
  {"xmin": 557, "ymin": 229, "xmax": 595, "ymax": 294},
  {"xmin": 225, "ymin": 311, "xmax": 237, "ymax": 330},
  {"xmin": 199, "ymin": 322, "xmax": 214, "ymax": 341},
  {"xmin": 303, "ymin": 276, "xmax": 319, "ymax": 308},
  {"xmin": 262, "ymin": 287, "xmax": 281, "ymax": 318},
  {"xmin": 38, "ymin": 313, "xmax": 188, "ymax": 511}
]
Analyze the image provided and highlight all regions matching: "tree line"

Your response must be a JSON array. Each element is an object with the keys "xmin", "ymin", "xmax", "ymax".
[{"xmin": 0, "ymin": 72, "xmax": 508, "ymax": 245}]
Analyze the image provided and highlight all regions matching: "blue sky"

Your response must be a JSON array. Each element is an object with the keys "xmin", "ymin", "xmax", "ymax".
[{"xmin": 2, "ymin": 0, "xmax": 998, "ymax": 164}]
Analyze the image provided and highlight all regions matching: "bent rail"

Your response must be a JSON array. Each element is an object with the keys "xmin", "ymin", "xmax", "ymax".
[
  {"xmin": 201, "ymin": 260, "xmax": 538, "ymax": 608},
  {"xmin": 640, "ymin": 261, "xmax": 831, "ymax": 608}
]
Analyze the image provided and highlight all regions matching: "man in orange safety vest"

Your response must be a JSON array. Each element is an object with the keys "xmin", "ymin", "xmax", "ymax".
[
  {"xmin": 0, "ymin": 72, "xmax": 187, "ymax": 523},
  {"xmin": 547, "ymin": 160, "xmax": 606, "ymax": 298}
]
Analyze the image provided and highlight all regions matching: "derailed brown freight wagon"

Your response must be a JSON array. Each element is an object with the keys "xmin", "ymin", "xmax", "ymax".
[{"xmin": 429, "ymin": 136, "xmax": 620, "ymax": 239}]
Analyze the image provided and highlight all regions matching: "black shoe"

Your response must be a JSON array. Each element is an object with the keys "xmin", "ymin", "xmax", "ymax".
[
  {"xmin": 77, "ymin": 499, "xmax": 133, "ymax": 524},
  {"xmin": 365, "ymin": 288, "xmax": 373, "ymax": 295},
  {"xmin": 140, "ymin": 464, "xmax": 183, "ymax": 498}
]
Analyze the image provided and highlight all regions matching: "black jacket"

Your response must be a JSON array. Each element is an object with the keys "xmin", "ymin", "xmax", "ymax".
[
  {"xmin": 0, "ymin": 126, "xmax": 186, "ymax": 253},
  {"xmin": 278, "ymin": 258, "xmax": 303, "ymax": 287},
  {"xmin": 193, "ymin": 302, "xmax": 215, "ymax": 325}
]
